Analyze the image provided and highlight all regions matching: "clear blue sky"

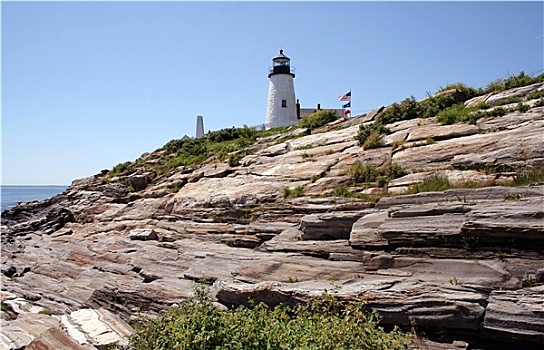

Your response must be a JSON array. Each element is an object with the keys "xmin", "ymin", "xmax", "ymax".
[{"xmin": 2, "ymin": 1, "xmax": 543, "ymax": 185}]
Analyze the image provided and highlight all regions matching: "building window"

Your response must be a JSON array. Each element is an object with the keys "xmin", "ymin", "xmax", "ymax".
[{"xmin": 281, "ymin": 100, "xmax": 287, "ymax": 108}]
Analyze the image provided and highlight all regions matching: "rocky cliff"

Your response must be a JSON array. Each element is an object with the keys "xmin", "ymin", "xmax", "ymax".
[{"xmin": 2, "ymin": 81, "xmax": 544, "ymax": 349}]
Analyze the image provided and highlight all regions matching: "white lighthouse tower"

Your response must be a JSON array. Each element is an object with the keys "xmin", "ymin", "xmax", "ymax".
[{"xmin": 265, "ymin": 50, "xmax": 297, "ymax": 129}]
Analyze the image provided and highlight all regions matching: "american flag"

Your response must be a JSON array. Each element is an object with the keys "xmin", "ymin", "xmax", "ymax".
[{"xmin": 338, "ymin": 90, "xmax": 351, "ymax": 101}]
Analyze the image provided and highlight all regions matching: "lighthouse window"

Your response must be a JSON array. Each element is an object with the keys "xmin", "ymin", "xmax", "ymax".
[{"xmin": 281, "ymin": 100, "xmax": 287, "ymax": 108}]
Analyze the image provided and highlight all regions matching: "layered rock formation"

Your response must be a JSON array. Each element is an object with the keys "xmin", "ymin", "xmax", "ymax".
[{"xmin": 2, "ymin": 82, "xmax": 544, "ymax": 349}]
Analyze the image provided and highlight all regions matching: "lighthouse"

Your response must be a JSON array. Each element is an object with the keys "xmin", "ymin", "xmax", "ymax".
[{"xmin": 265, "ymin": 50, "xmax": 297, "ymax": 129}]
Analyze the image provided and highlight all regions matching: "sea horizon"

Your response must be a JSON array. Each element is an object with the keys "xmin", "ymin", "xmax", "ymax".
[{"xmin": 1, "ymin": 185, "xmax": 69, "ymax": 212}]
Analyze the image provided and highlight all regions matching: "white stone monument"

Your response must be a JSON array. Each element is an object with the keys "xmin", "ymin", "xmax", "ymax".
[{"xmin": 196, "ymin": 115, "xmax": 204, "ymax": 138}]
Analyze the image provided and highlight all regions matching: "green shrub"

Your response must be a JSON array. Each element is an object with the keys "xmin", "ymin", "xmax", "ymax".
[
  {"xmin": 436, "ymin": 104, "xmax": 472, "ymax": 125},
  {"xmin": 495, "ymin": 96, "xmax": 522, "ymax": 106},
  {"xmin": 419, "ymin": 94, "xmax": 464, "ymax": 119},
  {"xmin": 513, "ymin": 167, "xmax": 544, "ymax": 186},
  {"xmin": 405, "ymin": 174, "xmax": 453, "ymax": 194},
  {"xmin": 436, "ymin": 103, "xmax": 493, "ymax": 125},
  {"xmin": 299, "ymin": 109, "xmax": 339, "ymax": 130},
  {"xmin": 228, "ymin": 154, "xmax": 241, "ymax": 167},
  {"xmin": 284, "ymin": 186, "xmax": 305, "ymax": 198},
  {"xmin": 349, "ymin": 163, "xmax": 380, "ymax": 183},
  {"xmin": 1, "ymin": 302, "xmax": 12, "ymax": 312},
  {"xmin": 438, "ymin": 82, "xmax": 482, "ymax": 100},
  {"xmin": 348, "ymin": 163, "xmax": 406, "ymax": 184},
  {"xmin": 363, "ymin": 130, "xmax": 384, "ymax": 149},
  {"xmin": 391, "ymin": 140, "xmax": 405, "ymax": 151},
  {"xmin": 485, "ymin": 71, "xmax": 544, "ymax": 93},
  {"xmin": 129, "ymin": 286, "xmax": 411, "ymax": 350},
  {"xmin": 516, "ymin": 102, "xmax": 531, "ymax": 113},
  {"xmin": 356, "ymin": 123, "xmax": 389, "ymax": 148},
  {"xmin": 333, "ymin": 184, "xmax": 356, "ymax": 198},
  {"xmin": 110, "ymin": 161, "xmax": 132, "ymax": 176},
  {"xmin": 383, "ymin": 163, "xmax": 407, "ymax": 179},
  {"xmin": 376, "ymin": 97, "xmax": 421, "ymax": 125},
  {"xmin": 526, "ymin": 89, "xmax": 544, "ymax": 101}
]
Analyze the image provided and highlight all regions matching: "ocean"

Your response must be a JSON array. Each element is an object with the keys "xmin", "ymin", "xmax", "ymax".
[{"xmin": 1, "ymin": 186, "xmax": 68, "ymax": 212}]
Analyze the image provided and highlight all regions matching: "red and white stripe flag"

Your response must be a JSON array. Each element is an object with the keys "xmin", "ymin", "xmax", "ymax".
[{"xmin": 338, "ymin": 90, "xmax": 351, "ymax": 101}]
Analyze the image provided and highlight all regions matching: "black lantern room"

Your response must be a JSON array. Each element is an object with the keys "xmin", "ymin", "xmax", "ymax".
[{"xmin": 268, "ymin": 49, "xmax": 295, "ymax": 78}]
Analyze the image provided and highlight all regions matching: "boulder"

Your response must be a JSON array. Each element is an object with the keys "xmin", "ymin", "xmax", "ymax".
[
  {"xmin": 128, "ymin": 228, "xmax": 158, "ymax": 241},
  {"xmin": 127, "ymin": 174, "xmax": 148, "ymax": 191}
]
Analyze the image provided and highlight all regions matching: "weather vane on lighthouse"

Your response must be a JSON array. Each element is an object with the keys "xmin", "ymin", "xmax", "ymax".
[{"xmin": 265, "ymin": 49, "xmax": 297, "ymax": 129}]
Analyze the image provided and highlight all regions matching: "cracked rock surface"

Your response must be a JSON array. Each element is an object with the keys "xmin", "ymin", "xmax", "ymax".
[{"xmin": 2, "ymin": 85, "xmax": 544, "ymax": 349}]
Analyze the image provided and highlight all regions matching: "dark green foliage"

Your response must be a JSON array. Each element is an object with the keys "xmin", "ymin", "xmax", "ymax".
[
  {"xmin": 369, "ymin": 72, "xmax": 543, "ymax": 129},
  {"xmin": 383, "ymin": 163, "xmax": 407, "ymax": 179},
  {"xmin": 284, "ymin": 186, "xmax": 305, "ymax": 198},
  {"xmin": 438, "ymin": 82, "xmax": 482, "ymax": 100},
  {"xmin": 207, "ymin": 125, "xmax": 257, "ymax": 143},
  {"xmin": 436, "ymin": 103, "xmax": 510, "ymax": 125},
  {"xmin": 495, "ymin": 96, "xmax": 522, "ymax": 106},
  {"xmin": 419, "ymin": 94, "xmax": 464, "ymax": 119},
  {"xmin": 376, "ymin": 97, "xmax": 421, "ymax": 125},
  {"xmin": 513, "ymin": 167, "xmax": 544, "ymax": 186},
  {"xmin": 348, "ymin": 163, "xmax": 406, "ymax": 184},
  {"xmin": 362, "ymin": 130, "xmax": 384, "ymax": 149},
  {"xmin": 299, "ymin": 109, "xmax": 339, "ymax": 130},
  {"xmin": 228, "ymin": 154, "xmax": 241, "ymax": 167},
  {"xmin": 128, "ymin": 286, "xmax": 411, "ymax": 350},
  {"xmin": 1, "ymin": 302, "xmax": 12, "ymax": 312},
  {"xmin": 349, "ymin": 163, "xmax": 380, "ymax": 183},
  {"xmin": 526, "ymin": 89, "xmax": 544, "ymax": 101},
  {"xmin": 535, "ymin": 98, "xmax": 544, "ymax": 107},
  {"xmin": 436, "ymin": 104, "xmax": 476, "ymax": 125},
  {"xmin": 486, "ymin": 71, "xmax": 544, "ymax": 93},
  {"xmin": 153, "ymin": 126, "xmax": 261, "ymax": 173},
  {"xmin": 376, "ymin": 94, "xmax": 464, "ymax": 125},
  {"xmin": 333, "ymin": 184, "xmax": 355, "ymax": 198},
  {"xmin": 356, "ymin": 123, "xmax": 390, "ymax": 148},
  {"xmin": 110, "ymin": 161, "xmax": 133, "ymax": 176},
  {"xmin": 516, "ymin": 102, "xmax": 531, "ymax": 113},
  {"xmin": 405, "ymin": 174, "xmax": 453, "ymax": 194}
]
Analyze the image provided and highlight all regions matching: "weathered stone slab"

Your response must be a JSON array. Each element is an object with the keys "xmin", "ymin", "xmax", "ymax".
[
  {"xmin": 483, "ymin": 286, "xmax": 544, "ymax": 345},
  {"xmin": 378, "ymin": 214, "xmax": 466, "ymax": 246},
  {"xmin": 406, "ymin": 123, "xmax": 478, "ymax": 142},
  {"xmin": 60, "ymin": 308, "xmax": 133, "ymax": 349},
  {"xmin": 221, "ymin": 235, "xmax": 262, "ymax": 248},
  {"xmin": 212, "ymin": 279, "xmax": 487, "ymax": 330},
  {"xmin": 392, "ymin": 121, "xmax": 543, "ymax": 171},
  {"xmin": 300, "ymin": 211, "xmax": 371, "ymax": 240},
  {"xmin": 485, "ymin": 82, "xmax": 543, "ymax": 106},
  {"xmin": 0, "ymin": 313, "xmax": 85, "ymax": 350},
  {"xmin": 460, "ymin": 197, "xmax": 544, "ymax": 249},
  {"xmin": 349, "ymin": 211, "xmax": 390, "ymax": 248},
  {"xmin": 128, "ymin": 228, "xmax": 158, "ymax": 241}
]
